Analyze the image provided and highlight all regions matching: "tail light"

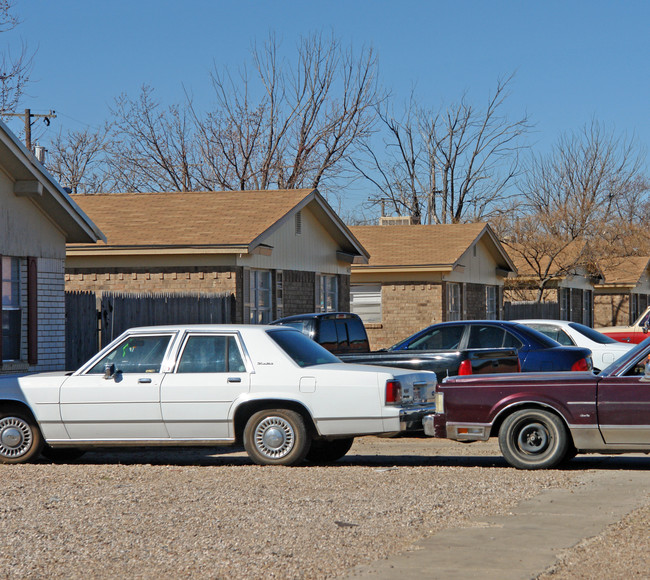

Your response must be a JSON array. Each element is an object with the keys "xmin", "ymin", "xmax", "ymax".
[
  {"xmin": 571, "ymin": 357, "xmax": 592, "ymax": 372},
  {"xmin": 458, "ymin": 359, "xmax": 473, "ymax": 375},
  {"xmin": 385, "ymin": 380, "xmax": 402, "ymax": 404},
  {"xmin": 517, "ymin": 358, "xmax": 522, "ymax": 373}
]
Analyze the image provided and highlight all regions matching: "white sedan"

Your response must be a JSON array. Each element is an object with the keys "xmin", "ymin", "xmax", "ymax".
[
  {"xmin": 0, "ymin": 325, "xmax": 437, "ymax": 465},
  {"xmin": 514, "ymin": 320, "xmax": 634, "ymax": 372}
]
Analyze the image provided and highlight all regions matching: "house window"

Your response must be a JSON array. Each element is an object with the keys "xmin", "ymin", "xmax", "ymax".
[
  {"xmin": 317, "ymin": 275, "xmax": 338, "ymax": 312},
  {"xmin": 447, "ymin": 283, "xmax": 461, "ymax": 321},
  {"xmin": 249, "ymin": 270, "xmax": 272, "ymax": 324},
  {"xmin": 351, "ymin": 284, "xmax": 382, "ymax": 323},
  {"xmin": 276, "ymin": 271, "xmax": 284, "ymax": 319},
  {"xmin": 486, "ymin": 286, "xmax": 498, "ymax": 320},
  {"xmin": 2, "ymin": 256, "xmax": 22, "ymax": 361}
]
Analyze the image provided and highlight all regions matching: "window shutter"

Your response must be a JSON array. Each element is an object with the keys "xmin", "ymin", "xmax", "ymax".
[
  {"xmin": 27, "ymin": 257, "xmax": 38, "ymax": 365},
  {"xmin": 315, "ymin": 274, "xmax": 321, "ymax": 312},
  {"xmin": 242, "ymin": 268, "xmax": 251, "ymax": 324}
]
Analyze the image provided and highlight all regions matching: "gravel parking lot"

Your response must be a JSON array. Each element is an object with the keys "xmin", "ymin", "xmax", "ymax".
[{"xmin": 1, "ymin": 436, "xmax": 647, "ymax": 579}]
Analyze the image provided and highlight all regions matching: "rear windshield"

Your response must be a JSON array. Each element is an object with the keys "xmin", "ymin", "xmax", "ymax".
[
  {"xmin": 568, "ymin": 322, "xmax": 619, "ymax": 344},
  {"xmin": 267, "ymin": 329, "xmax": 340, "ymax": 367},
  {"xmin": 510, "ymin": 323, "xmax": 561, "ymax": 348}
]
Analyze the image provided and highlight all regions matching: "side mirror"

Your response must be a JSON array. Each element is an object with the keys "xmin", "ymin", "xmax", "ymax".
[{"xmin": 103, "ymin": 363, "xmax": 116, "ymax": 380}]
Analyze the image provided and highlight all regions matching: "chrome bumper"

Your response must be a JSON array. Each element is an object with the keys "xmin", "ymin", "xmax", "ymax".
[{"xmin": 399, "ymin": 404, "xmax": 437, "ymax": 433}]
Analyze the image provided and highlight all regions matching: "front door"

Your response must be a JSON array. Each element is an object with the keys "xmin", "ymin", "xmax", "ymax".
[
  {"xmin": 597, "ymin": 372, "xmax": 650, "ymax": 445},
  {"xmin": 60, "ymin": 333, "xmax": 174, "ymax": 441}
]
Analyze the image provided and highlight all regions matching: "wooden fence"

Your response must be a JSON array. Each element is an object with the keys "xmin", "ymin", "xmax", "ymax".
[
  {"xmin": 65, "ymin": 291, "xmax": 98, "ymax": 370},
  {"xmin": 503, "ymin": 301, "xmax": 560, "ymax": 321},
  {"xmin": 100, "ymin": 292, "xmax": 234, "ymax": 347},
  {"xmin": 65, "ymin": 291, "xmax": 234, "ymax": 369}
]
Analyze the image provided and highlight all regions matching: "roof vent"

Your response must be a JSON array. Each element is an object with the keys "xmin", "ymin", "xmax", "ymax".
[{"xmin": 379, "ymin": 216, "xmax": 413, "ymax": 226}]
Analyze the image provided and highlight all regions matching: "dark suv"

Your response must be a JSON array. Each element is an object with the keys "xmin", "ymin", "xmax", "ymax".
[{"xmin": 271, "ymin": 312, "xmax": 370, "ymax": 355}]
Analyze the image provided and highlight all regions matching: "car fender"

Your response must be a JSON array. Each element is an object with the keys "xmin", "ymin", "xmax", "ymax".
[
  {"xmin": 228, "ymin": 392, "xmax": 320, "ymax": 434},
  {"xmin": 489, "ymin": 393, "xmax": 577, "ymax": 433}
]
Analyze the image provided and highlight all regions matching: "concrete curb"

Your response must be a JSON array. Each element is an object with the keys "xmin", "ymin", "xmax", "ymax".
[{"xmin": 345, "ymin": 467, "xmax": 650, "ymax": 579}]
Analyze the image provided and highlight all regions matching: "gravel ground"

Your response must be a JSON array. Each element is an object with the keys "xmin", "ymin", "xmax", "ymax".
[
  {"xmin": 536, "ymin": 504, "xmax": 650, "ymax": 579},
  {"xmin": 0, "ymin": 437, "xmax": 646, "ymax": 579}
]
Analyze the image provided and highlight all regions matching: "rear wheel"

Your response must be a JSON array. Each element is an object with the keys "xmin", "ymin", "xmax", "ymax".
[
  {"xmin": 305, "ymin": 437, "xmax": 354, "ymax": 463},
  {"xmin": 0, "ymin": 408, "xmax": 43, "ymax": 464},
  {"xmin": 498, "ymin": 409, "xmax": 568, "ymax": 470},
  {"xmin": 243, "ymin": 409, "xmax": 310, "ymax": 466}
]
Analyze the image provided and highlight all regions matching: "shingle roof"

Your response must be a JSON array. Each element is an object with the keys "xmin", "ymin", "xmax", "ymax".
[
  {"xmin": 69, "ymin": 189, "xmax": 315, "ymax": 248},
  {"xmin": 349, "ymin": 223, "xmax": 494, "ymax": 267},
  {"xmin": 598, "ymin": 256, "xmax": 650, "ymax": 286}
]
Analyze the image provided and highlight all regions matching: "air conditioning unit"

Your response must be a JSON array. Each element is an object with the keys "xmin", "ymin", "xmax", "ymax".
[{"xmin": 379, "ymin": 216, "xmax": 413, "ymax": 226}]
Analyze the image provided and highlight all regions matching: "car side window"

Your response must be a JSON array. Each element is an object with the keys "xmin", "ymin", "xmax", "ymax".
[
  {"xmin": 468, "ymin": 325, "xmax": 508, "ymax": 349},
  {"xmin": 503, "ymin": 331, "xmax": 523, "ymax": 349},
  {"xmin": 408, "ymin": 325, "xmax": 464, "ymax": 350},
  {"xmin": 87, "ymin": 335, "xmax": 173, "ymax": 374},
  {"xmin": 176, "ymin": 335, "xmax": 246, "ymax": 373}
]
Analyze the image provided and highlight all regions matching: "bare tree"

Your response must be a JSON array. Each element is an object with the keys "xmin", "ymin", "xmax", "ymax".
[
  {"xmin": 499, "ymin": 120, "xmax": 649, "ymax": 301},
  {"xmin": 193, "ymin": 33, "xmax": 381, "ymax": 193},
  {"xmin": 46, "ymin": 125, "xmax": 111, "ymax": 193},
  {"xmin": 0, "ymin": 1, "xmax": 34, "ymax": 114},
  {"xmin": 355, "ymin": 75, "xmax": 529, "ymax": 224},
  {"xmin": 108, "ymin": 86, "xmax": 198, "ymax": 192}
]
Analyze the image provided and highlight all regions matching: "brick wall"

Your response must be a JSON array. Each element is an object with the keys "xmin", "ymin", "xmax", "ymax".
[
  {"xmin": 66, "ymin": 266, "xmax": 239, "ymax": 296},
  {"xmin": 282, "ymin": 270, "xmax": 316, "ymax": 316},
  {"xmin": 366, "ymin": 283, "xmax": 443, "ymax": 349},
  {"xmin": 594, "ymin": 294, "xmax": 630, "ymax": 328},
  {"xmin": 36, "ymin": 258, "xmax": 67, "ymax": 372},
  {"xmin": 465, "ymin": 283, "xmax": 488, "ymax": 319}
]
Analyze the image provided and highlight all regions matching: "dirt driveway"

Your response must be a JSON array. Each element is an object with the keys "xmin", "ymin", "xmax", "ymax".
[{"xmin": 1, "ymin": 437, "xmax": 648, "ymax": 579}]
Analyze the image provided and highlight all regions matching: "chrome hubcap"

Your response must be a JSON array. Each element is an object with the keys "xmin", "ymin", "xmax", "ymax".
[
  {"xmin": 254, "ymin": 416, "xmax": 295, "ymax": 459},
  {"xmin": 518, "ymin": 422, "xmax": 548, "ymax": 454},
  {"xmin": 0, "ymin": 417, "xmax": 32, "ymax": 458}
]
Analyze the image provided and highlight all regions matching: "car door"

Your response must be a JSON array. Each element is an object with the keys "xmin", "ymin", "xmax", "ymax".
[
  {"xmin": 59, "ymin": 333, "xmax": 175, "ymax": 440},
  {"xmin": 597, "ymin": 360, "xmax": 650, "ymax": 445},
  {"xmin": 160, "ymin": 332, "xmax": 251, "ymax": 439}
]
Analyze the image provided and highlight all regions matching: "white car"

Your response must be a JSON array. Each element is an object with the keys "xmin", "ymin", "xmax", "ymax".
[
  {"xmin": 0, "ymin": 325, "xmax": 437, "ymax": 465},
  {"xmin": 514, "ymin": 320, "xmax": 634, "ymax": 373}
]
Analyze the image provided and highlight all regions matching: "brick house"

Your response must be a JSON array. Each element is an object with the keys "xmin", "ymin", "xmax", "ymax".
[
  {"xmin": 594, "ymin": 256, "xmax": 650, "ymax": 328},
  {"xmin": 65, "ymin": 189, "xmax": 368, "ymax": 323},
  {"xmin": 0, "ymin": 121, "xmax": 104, "ymax": 374},
  {"xmin": 503, "ymin": 245, "xmax": 601, "ymax": 326},
  {"xmin": 348, "ymin": 223, "xmax": 515, "ymax": 349}
]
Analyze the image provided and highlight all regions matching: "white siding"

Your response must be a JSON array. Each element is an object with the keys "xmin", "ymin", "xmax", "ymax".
[{"xmin": 240, "ymin": 208, "xmax": 350, "ymax": 275}]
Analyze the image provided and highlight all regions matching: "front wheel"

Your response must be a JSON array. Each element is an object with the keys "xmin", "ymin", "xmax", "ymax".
[
  {"xmin": 498, "ymin": 409, "xmax": 568, "ymax": 470},
  {"xmin": 0, "ymin": 408, "xmax": 44, "ymax": 464},
  {"xmin": 305, "ymin": 437, "xmax": 354, "ymax": 463},
  {"xmin": 243, "ymin": 409, "xmax": 310, "ymax": 466}
]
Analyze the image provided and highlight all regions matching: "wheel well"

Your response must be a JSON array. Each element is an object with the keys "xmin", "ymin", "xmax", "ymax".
[
  {"xmin": 233, "ymin": 400, "xmax": 318, "ymax": 443},
  {"xmin": 0, "ymin": 400, "xmax": 37, "ymax": 422},
  {"xmin": 489, "ymin": 403, "xmax": 571, "ymax": 439}
]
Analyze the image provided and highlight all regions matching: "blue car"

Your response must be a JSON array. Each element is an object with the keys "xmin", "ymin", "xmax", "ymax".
[{"xmin": 389, "ymin": 320, "xmax": 593, "ymax": 372}]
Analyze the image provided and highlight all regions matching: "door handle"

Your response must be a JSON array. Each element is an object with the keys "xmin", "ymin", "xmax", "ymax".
[
  {"xmin": 138, "ymin": 378, "xmax": 152, "ymax": 383},
  {"xmin": 227, "ymin": 377, "xmax": 242, "ymax": 383}
]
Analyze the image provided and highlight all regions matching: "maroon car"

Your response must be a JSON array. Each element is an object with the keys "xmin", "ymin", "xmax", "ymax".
[{"xmin": 424, "ymin": 336, "xmax": 650, "ymax": 469}]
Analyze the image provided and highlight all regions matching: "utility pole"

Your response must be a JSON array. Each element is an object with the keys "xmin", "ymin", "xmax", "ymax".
[{"xmin": 4, "ymin": 108, "xmax": 56, "ymax": 150}]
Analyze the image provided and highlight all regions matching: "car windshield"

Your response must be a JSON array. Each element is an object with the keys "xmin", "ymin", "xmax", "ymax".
[
  {"xmin": 267, "ymin": 329, "xmax": 340, "ymax": 367},
  {"xmin": 568, "ymin": 322, "xmax": 619, "ymax": 344}
]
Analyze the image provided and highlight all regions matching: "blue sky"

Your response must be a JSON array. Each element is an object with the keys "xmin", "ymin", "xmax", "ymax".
[{"xmin": 4, "ymin": 1, "xmax": 649, "ymax": 211}]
